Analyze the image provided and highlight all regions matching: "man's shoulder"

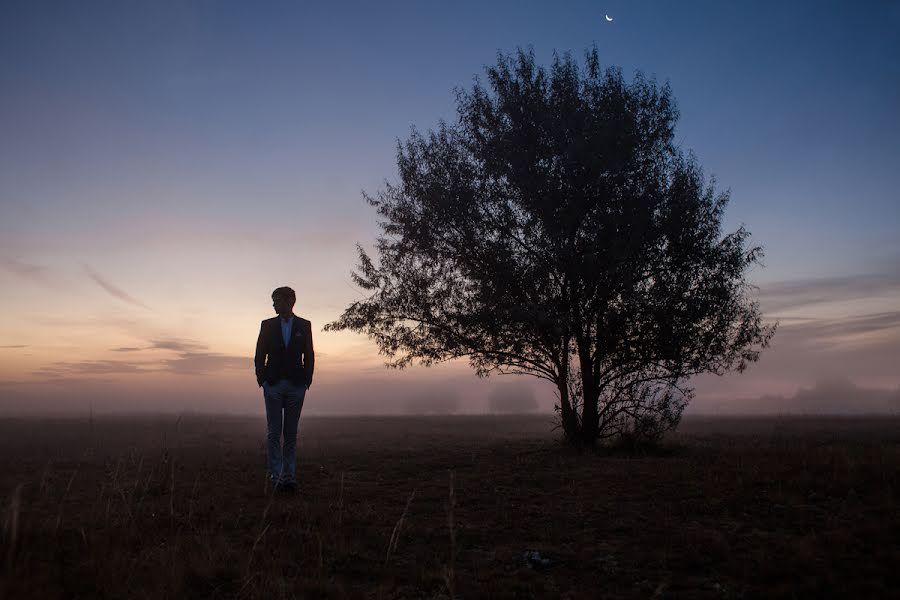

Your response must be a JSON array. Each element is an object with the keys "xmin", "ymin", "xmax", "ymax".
[{"xmin": 261, "ymin": 315, "xmax": 311, "ymax": 329}]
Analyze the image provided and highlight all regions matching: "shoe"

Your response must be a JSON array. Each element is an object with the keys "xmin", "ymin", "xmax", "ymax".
[{"xmin": 274, "ymin": 481, "xmax": 297, "ymax": 494}]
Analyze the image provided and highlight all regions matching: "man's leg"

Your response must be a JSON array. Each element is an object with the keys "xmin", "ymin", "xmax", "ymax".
[
  {"xmin": 262, "ymin": 381, "xmax": 285, "ymax": 483},
  {"xmin": 280, "ymin": 382, "xmax": 307, "ymax": 485}
]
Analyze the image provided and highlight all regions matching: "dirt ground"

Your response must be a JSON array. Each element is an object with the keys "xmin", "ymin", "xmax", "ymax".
[{"xmin": 0, "ymin": 414, "xmax": 897, "ymax": 599}]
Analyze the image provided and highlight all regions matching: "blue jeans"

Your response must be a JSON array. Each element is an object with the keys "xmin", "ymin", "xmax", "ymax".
[{"xmin": 262, "ymin": 379, "xmax": 307, "ymax": 484}]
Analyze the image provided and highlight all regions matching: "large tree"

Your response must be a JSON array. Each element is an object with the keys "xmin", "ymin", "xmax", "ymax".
[{"xmin": 326, "ymin": 48, "xmax": 775, "ymax": 447}]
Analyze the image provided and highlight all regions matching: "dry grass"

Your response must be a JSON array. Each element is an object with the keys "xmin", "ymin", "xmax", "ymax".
[{"xmin": 0, "ymin": 414, "xmax": 897, "ymax": 599}]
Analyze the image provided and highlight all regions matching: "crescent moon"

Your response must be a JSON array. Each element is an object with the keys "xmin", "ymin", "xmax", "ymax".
[{"xmin": 605, "ymin": 15, "xmax": 613, "ymax": 22}]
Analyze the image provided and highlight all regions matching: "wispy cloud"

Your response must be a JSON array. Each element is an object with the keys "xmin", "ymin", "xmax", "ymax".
[
  {"xmin": 760, "ymin": 264, "xmax": 900, "ymax": 313},
  {"xmin": 0, "ymin": 379, "xmax": 32, "ymax": 387},
  {"xmin": 35, "ymin": 359, "xmax": 156, "ymax": 377},
  {"xmin": 108, "ymin": 339, "xmax": 207, "ymax": 353},
  {"xmin": 161, "ymin": 351, "xmax": 249, "ymax": 375},
  {"xmin": 0, "ymin": 257, "xmax": 58, "ymax": 287},
  {"xmin": 35, "ymin": 337, "xmax": 249, "ymax": 379},
  {"xmin": 781, "ymin": 311, "xmax": 900, "ymax": 341},
  {"xmin": 0, "ymin": 345, "xmax": 27, "ymax": 349},
  {"xmin": 83, "ymin": 264, "xmax": 151, "ymax": 309},
  {"xmin": 149, "ymin": 339, "xmax": 206, "ymax": 352}
]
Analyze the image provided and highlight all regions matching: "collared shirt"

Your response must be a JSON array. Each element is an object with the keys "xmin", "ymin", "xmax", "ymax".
[{"xmin": 280, "ymin": 315, "xmax": 294, "ymax": 347}]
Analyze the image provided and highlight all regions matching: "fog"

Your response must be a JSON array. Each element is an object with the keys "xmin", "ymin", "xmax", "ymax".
[
  {"xmin": 0, "ymin": 370, "xmax": 556, "ymax": 417},
  {"xmin": 2, "ymin": 371, "xmax": 899, "ymax": 419},
  {"xmin": 690, "ymin": 379, "xmax": 900, "ymax": 416}
]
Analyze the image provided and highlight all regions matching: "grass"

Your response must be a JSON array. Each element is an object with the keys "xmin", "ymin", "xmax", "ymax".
[{"xmin": 0, "ymin": 414, "xmax": 898, "ymax": 599}]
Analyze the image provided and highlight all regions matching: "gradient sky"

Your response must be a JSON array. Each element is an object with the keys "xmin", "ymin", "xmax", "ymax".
[{"xmin": 1, "ymin": 0, "xmax": 899, "ymax": 415}]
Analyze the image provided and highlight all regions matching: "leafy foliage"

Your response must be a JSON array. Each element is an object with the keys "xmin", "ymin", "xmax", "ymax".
[{"xmin": 326, "ymin": 47, "xmax": 775, "ymax": 447}]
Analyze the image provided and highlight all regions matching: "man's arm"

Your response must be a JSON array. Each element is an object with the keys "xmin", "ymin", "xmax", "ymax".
[
  {"xmin": 303, "ymin": 320, "xmax": 314, "ymax": 388},
  {"xmin": 254, "ymin": 320, "xmax": 267, "ymax": 387}
]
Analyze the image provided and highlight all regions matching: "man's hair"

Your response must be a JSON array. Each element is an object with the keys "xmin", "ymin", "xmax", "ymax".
[{"xmin": 272, "ymin": 286, "xmax": 296, "ymax": 304}]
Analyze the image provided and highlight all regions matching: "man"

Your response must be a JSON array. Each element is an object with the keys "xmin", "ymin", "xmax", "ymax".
[{"xmin": 254, "ymin": 286, "xmax": 314, "ymax": 493}]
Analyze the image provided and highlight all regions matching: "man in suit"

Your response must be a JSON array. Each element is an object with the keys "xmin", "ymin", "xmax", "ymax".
[{"xmin": 254, "ymin": 286, "xmax": 314, "ymax": 493}]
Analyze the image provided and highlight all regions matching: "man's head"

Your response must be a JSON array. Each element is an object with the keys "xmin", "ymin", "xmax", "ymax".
[{"xmin": 272, "ymin": 286, "xmax": 296, "ymax": 319}]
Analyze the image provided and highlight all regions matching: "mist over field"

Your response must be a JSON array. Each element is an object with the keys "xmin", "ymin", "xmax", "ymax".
[
  {"xmin": 689, "ymin": 379, "xmax": 900, "ymax": 416},
  {"xmin": 1, "ymin": 375, "xmax": 898, "ymax": 417},
  {"xmin": 0, "ymin": 373, "xmax": 546, "ymax": 417}
]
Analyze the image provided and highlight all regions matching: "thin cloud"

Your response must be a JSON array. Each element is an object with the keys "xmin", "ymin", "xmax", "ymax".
[
  {"xmin": 782, "ymin": 311, "xmax": 900, "ymax": 341},
  {"xmin": 0, "ymin": 257, "xmax": 58, "ymax": 287},
  {"xmin": 0, "ymin": 379, "xmax": 32, "ymax": 386},
  {"xmin": 150, "ymin": 339, "xmax": 206, "ymax": 352},
  {"xmin": 37, "ymin": 342, "xmax": 249, "ymax": 378},
  {"xmin": 108, "ymin": 339, "xmax": 207, "ymax": 353},
  {"xmin": 760, "ymin": 265, "xmax": 900, "ymax": 313},
  {"xmin": 1, "ymin": 376, "xmax": 111, "ymax": 389},
  {"xmin": 0, "ymin": 345, "xmax": 27, "ymax": 349},
  {"xmin": 83, "ymin": 264, "xmax": 151, "ymax": 309},
  {"xmin": 160, "ymin": 351, "xmax": 250, "ymax": 375},
  {"xmin": 35, "ymin": 359, "xmax": 157, "ymax": 377}
]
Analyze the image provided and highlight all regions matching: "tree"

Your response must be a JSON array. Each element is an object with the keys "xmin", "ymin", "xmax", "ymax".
[{"xmin": 325, "ymin": 47, "xmax": 775, "ymax": 448}]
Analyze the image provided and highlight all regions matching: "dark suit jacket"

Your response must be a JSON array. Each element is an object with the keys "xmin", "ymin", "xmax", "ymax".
[{"xmin": 254, "ymin": 316, "xmax": 314, "ymax": 387}]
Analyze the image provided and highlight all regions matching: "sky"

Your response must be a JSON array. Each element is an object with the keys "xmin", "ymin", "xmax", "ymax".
[{"xmin": 1, "ymin": 0, "xmax": 898, "ymax": 416}]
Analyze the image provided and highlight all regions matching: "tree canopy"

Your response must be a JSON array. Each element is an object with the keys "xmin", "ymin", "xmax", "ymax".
[{"xmin": 326, "ymin": 47, "xmax": 775, "ymax": 447}]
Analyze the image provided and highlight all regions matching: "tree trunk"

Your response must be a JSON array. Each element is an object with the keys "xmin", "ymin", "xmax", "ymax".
[
  {"xmin": 557, "ymin": 380, "xmax": 580, "ymax": 445},
  {"xmin": 556, "ymin": 353, "xmax": 580, "ymax": 445},
  {"xmin": 578, "ymin": 341, "xmax": 600, "ymax": 448}
]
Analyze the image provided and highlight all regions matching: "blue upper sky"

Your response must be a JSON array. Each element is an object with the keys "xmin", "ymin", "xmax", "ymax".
[{"xmin": 3, "ymin": 1, "xmax": 898, "ymax": 278}]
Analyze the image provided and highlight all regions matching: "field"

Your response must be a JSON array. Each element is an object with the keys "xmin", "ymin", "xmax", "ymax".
[{"xmin": 0, "ymin": 414, "xmax": 897, "ymax": 599}]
